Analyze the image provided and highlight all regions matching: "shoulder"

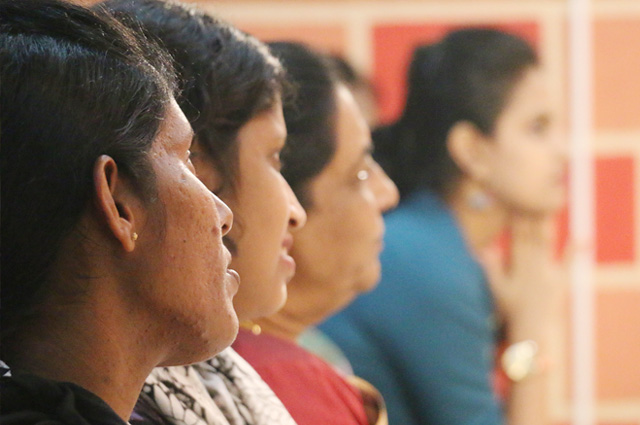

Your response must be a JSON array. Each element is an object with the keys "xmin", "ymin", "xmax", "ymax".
[
  {"xmin": 1, "ymin": 373, "xmax": 125, "ymax": 425},
  {"xmin": 233, "ymin": 333, "xmax": 368, "ymax": 425}
]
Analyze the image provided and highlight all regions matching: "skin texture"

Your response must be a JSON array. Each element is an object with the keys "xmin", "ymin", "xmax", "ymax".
[
  {"xmin": 130, "ymin": 100, "xmax": 240, "ymax": 365},
  {"xmin": 190, "ymin": 98, "xmax": 307, "ymax": 321},
  {"xmin": 8, "ymin": 100, "xmax": 237, "ymax": 421},
  {"xmin": 258, "ymin": 84, "xmax": 399, "ymax": 339}
]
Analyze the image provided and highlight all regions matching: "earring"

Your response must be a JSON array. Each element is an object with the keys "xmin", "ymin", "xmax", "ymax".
[
  {"xmin": 467, "ymin": 189, "xmax": 493, "ymax": 211},
  {"xmin": 132, "ymin": 232, "xmax": 138, "ymax": 241}
]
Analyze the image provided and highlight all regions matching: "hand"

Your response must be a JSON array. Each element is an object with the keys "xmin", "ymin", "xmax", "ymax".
[{"xmin": 480, "ymin": 214, "xmax": 568, "ymax": 342}]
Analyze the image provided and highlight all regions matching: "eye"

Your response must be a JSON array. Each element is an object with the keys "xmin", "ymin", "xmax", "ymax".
[
  {"xmin": 185, "ymin": 150, "xmax": 197, "ymax": 173},
  {"xmin": 530, "ymin": 116, "xmax": 550, "ymax": 136},
  {"xmin": 271, "ymin": 151, "xmax": 283, "ymax": 172}
]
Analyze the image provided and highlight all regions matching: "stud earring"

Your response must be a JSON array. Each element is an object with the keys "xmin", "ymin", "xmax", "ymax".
[{"xmin": 132, "ymin": 232, "xmax": 138, "ymax": 241}]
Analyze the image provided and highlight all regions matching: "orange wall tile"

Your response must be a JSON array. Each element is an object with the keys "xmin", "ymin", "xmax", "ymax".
[
  {"xmin": 596, "ymin": 290, "xmax": 640, "ymax": 399},
  {"xmin": 594, "ymin": 18, "xmax": 640, "ymax": 130},
  {"xmin": 372, "ymin": 22, "xmax": 539, "ymax": 124},
  {"xmin": 594, "ymin": 156, "xmax": 636, "ymax": 263}
]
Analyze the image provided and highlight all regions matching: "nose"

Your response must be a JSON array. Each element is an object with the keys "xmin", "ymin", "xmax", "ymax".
[
  {"xmin": 372, "ymin": 161, "xmax": 399, "ymax": 213},
  {"xmin": 213, "ymin": 192, "xmax": 233, "ymax": 236},
  {"xmin": 287, "ymin": 183, "xmax": 307, "ymax": 231}
]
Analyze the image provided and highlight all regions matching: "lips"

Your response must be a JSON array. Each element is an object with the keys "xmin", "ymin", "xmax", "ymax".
[
  {"xmin": 226, "ymin": 268, "xmax": 241, "ymax": 294},
  {"xmin": 282, "ymin": 234, "xmax": 293, "ymax": 251},
  {"xmin": 280, "ymin": 253, "xmax": 296, "ymax": 274}
]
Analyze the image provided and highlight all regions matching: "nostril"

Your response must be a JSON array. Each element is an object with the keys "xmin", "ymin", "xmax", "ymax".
[
  {"xmin": 289, "ymin": 215, "xmax": 300, "ymax": 229},
  {"xmin": 289, "ymin": 217, "xmax": 299, "ymax": 228},
  {"xmin": 290, "ymin": 207, "xmax": 307, "ymax": 229},
  {"xmin": 221, "ymin": 223, "xmax": 230, "ymax": 232}
]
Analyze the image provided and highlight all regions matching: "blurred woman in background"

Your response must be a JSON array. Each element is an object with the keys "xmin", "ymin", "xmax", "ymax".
[{"xmin": 321, "ymin": 28, "xmax": 567, "ymax": 425}]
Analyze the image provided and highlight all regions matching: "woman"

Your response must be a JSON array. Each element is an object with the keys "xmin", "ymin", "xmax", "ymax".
[
  {"xmin": 232, "ymin": 42, "xmax": 399, "ymax": 425},
  {"xmin": 321, "ymin": 28, "xmax": 567, "ymax": 425},
  {"xmin": 101, "ymin": 1, "xmax": 305, "ymax": 423},
  {"xmin": 0, "ymin": 1, "xmax": 236, "ymax": 423}
]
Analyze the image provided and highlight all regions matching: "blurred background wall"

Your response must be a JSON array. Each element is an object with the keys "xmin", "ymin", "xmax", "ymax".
[{"xmin": 75, "ymin": 0, "xmax": 640, "ymax": 422}]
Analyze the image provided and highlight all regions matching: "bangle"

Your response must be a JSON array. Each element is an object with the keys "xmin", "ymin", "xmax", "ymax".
[{"xmin": 501, "ymin": 340, "xmax": 542, "ymax": 382}]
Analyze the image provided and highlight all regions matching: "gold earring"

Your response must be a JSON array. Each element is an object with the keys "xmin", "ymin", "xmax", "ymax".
[{"xmin": 132, "ymin": 232, "xmax": 138, "ymax": 241}]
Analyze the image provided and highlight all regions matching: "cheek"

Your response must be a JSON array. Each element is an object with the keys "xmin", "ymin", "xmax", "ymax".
[{"xmin": 320, "ymin": 199, "xmax": 380, "ymax": 261}]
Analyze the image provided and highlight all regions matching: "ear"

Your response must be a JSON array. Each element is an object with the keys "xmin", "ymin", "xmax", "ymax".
[
  {"xmin": 446, "ymin": 121, "xmax": 492, "ymax": 182},
  {"xmin": 92, "ymin": 155, "xmax": 139, "ymax": 252}
]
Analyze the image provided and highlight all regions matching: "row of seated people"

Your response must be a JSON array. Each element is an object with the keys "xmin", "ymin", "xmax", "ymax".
[{"xmin": 0, "ymin": 1, "xmax": 565, "ymax": 424}]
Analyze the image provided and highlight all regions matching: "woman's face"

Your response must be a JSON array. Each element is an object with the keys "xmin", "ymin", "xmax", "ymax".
[
  {"xmin": 482, "ymin": 67, "xmax": 567, "ymax": 215},
  {"xmin": 288, "ymin": 85, "xmax": 399, "ymax": 316},
  {"xmin": 192, "ymin": 98, "xmax": 306, "ymax": 321},
  {"xmin": 136, "ymin": 100, "xmax": 238, "ymax": 366}
]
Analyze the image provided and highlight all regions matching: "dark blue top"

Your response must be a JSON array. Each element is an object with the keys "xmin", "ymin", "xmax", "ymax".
[{"xmin": 320, "ymin": 190, "xmax": 503, "ymax": 425}]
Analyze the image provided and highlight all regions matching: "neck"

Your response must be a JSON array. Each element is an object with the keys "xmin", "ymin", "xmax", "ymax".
[
  {"xmin": 254, "ymin": 276, "xmax": 337, "ymax": 342},
  {"xmin": 5, "ymin": 287, "xmax": 163, "ymax": 422},
  {"xmin": 447, "ymin": 181, "xmax": 508, "ymax": 256},
  {"xmin": 254, "ymin": 310, "xmax": 309, "ymax": 342}
]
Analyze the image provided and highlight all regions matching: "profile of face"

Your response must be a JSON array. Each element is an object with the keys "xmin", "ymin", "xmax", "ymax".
[
  {"xmin": 480, "ymin": 67, "xmax": 567, "ymax": 215},
  {"xmin": 134, "ymin": 100, "xmax": 239, "ymax": 365},
  {"xmin": 191, "ymin": 97, "xmax": 307, "ymax": 321},
  {"xmin": 289, "ymin": 84, "xmax": 399, "ymax": 316}
]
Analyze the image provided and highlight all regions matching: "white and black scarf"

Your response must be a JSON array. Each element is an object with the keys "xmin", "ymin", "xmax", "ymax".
[{"xmin": 140, "ymin": 347, "xmax": 297, "ymax": 425}]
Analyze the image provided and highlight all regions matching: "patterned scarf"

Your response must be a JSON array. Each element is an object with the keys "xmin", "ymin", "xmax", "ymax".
[{"xmin": 141, "ymin": 348, "xmax": 297, "ymax": 425}]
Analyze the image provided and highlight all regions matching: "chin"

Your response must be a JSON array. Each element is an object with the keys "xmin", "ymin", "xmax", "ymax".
[
  {"xmin": 356, "ymin": 267, "xmax": 382, "ymax": 293},
  {"xmin": 253, "ymin": 286, "xmax": 288, "ymax": 320},
  {"xmin": 159, "ymin": 321, "xmax": 239, "ymax": 367}
]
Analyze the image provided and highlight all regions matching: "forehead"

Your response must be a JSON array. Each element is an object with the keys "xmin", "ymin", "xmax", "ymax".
[
  {"xmin": 150, "ymin": 99, "xmax": 193, "ymax": 156},
  {"xmin": 501, "ymin": 67, "xmax": 548, "ymax": 117},
  {"xmin": 326, "ymin": 84, "xmax": 371, "ymax": 171},
  {"xmin": 236, "ymin": 97, "xmax": 286, "ymax": 152}
]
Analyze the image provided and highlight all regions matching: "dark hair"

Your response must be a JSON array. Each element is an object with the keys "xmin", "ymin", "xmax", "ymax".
[
  {"xmin": 269, "ymin": 42, "xmax": 340, "ymax": 208},
  {"xmin": 101, "ymin": 0, "xmax": 287, "ymax": 194},
  {"xmin": 373, "ymin": 28, "xmax": 538, "ymax": 200},
  {"xmin": 0, "ymin": 0, "xmax": 176, "ymax": 344},
  {"xmin": 329, "ymin": 53, "xmax": 377, "ymax": 98}
]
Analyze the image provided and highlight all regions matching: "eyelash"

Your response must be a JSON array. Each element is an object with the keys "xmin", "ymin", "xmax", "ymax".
[{"xmin": 272, "ymin": 152, "xmax": 283, "ymax": 171}]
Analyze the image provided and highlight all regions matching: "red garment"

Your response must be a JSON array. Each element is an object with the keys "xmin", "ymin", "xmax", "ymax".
[{"xmin": 233, "ymin": 329, "xmax": 369, "ymax": 425}]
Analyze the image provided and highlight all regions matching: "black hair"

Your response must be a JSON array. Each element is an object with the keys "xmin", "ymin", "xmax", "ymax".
[
  {"xmin": 373, "ymin": 28, "xmax": 538, "ymax": 200},
  {"xmin": 269, "ymin": 42, "xmax": 340, "ymax": 208},
  {"xmin": 0, "ymin": 0, "xmax": 176, "ymax": 345},
  {"xmin": 101, "ymin": 0, "xmax": 288, "ymax": 194},
  {"xmin": 329, "ymin": 53, "xmax": 377, "ymax": 98}
]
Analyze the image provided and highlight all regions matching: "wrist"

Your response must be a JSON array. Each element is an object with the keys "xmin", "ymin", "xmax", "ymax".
[
  {"xmin": 506, "ymin": 316, "xmax": 553, "ymax": 344},
  {"xmin": 501, "ymin": 339, "xmax": 548, "ymax": 382}
]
